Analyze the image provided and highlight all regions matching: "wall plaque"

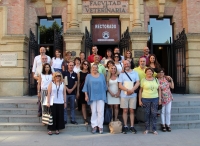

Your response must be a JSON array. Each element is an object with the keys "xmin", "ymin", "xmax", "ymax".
[
  {"xmin": 134, "ymin": 51, "xmax": 144, "ymax": 58},
  {"xmin": 82, "ymin": 0, "xmax": 129, "ymax": 14},
  {"xmin": 92, "ymin": 18, "xmax": 120, "ymax": 45},
  {"xmin": 0, "ymin": 53, "xmax": 17, "ymax": 66}
]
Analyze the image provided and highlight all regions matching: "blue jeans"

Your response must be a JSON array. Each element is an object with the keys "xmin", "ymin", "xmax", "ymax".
[
  {"xmin": 142, "ymin": 98, "xmax": 159, "ymax": 131},
  {"xmin": 64, "ymin": 95, "xmax": 76, "ymax": 122},
  {"xmin": 54, "ymin": 68, "xmax": 62, "ymax": 73}
]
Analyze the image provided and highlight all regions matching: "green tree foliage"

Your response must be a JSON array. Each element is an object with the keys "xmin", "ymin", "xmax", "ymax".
[{"xmin": 39, "ymin": 21, "xmax": 62, "ymax": 44}]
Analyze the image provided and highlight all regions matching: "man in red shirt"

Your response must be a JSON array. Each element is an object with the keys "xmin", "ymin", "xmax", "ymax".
[
  {"xmin": 87, "ymin": 46, "xmax": 102, "ymax": 63},
  {"xmin": 140, "ymin": 46, "xmax": 150, "ymax": 65}
]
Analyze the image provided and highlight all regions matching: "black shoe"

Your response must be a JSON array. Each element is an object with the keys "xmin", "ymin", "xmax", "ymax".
[
  {"xmin": 64, "ymin": 121, "xmax": 67, "ymax": 125},
  {"xmin": 130, "ymin": 127, "xmax": 137, "ymax": 134},
  {"xmin": 166, "ymin": 125, "xmax": 171, "ymax": 132},
  {"xmin": 71, "ymin": 120, "xmax": 78, "ymax": 125},
  {"xmin": 122, "ymin": 126, "xmax": 129, "ymax": 134},
  {"xmin": 37, "ymin": 113, "xmax": 42, "ymax": 117}
]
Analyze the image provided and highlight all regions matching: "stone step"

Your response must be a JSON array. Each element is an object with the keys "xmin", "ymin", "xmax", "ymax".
[
  {"xmin": 1, "ymin": 100, "xmax": 200, "ymax": 109},
  {"xmin": 0, "ymin": 103, "xmax": 38, "ymax": 109},
  {"xmin": 171, "ymin": 106, "xmax": 200, "ymax": 113},
  {"xmin": 0, "ymin": 120, "xmax": 200, "ymax": 131},
  {"xmin": 0, "ymin": 108, "xmax": 38, "ymax": 115},
  {"xmin": 1, "ymin": 112, "xmax": 200, "ymax": 124}
]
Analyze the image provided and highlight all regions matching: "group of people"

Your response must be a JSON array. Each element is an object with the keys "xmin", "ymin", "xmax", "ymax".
[{"xmin": 32, "ymin": 45, "xmax": 174, "ymax": 135}]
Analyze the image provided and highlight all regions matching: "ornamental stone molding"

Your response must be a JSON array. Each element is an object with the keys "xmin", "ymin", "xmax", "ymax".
[
  {"xmin": 158, "ymin": 0, "xmax": 165, "ymax": 18},
  {"xmin": 186, "ymin": 33, "xmax": 200, "ymax": 41}
]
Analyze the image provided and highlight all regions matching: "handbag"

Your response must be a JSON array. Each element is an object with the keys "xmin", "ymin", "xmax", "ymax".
[
  {"xmin": 104, "ymin": 104, "xmax": 112, "ymax": 125},
  {"xmin": 158, "ymin": 104, "xmax": 162, "ymax": 110},
  {"xmin": 124, "ymin": 71, "xmax": 139, "ymax": 93},
  {"xmin": 136, "ymin": 106, "xmax": 146, "ymax": 123},
  {"xmin": 42, "ymin": 107, "xmax": 53, "ymax": 125},
  {"xmin": 109, "ymin": 120, "xmax": 122, "ymax": 134}
]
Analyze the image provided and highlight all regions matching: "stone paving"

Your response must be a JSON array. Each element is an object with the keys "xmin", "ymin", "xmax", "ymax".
[{"xmin": 0, "ymin": 129, "xmax": 200, "ymax": 146}]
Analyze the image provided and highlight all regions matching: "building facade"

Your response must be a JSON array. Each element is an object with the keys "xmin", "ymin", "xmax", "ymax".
[{"xmin": 0, "ymin": 0, "xmax": 200, "ymax": 96}]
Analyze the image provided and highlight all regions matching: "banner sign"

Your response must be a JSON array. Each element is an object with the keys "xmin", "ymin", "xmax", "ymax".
[
  {"xmin": 82, "ymin": 0, "xmax": 129, "ymax": 14},
  {"xmin": 92, "ymin": 18, "xmax": 120, "ymax": 45}
]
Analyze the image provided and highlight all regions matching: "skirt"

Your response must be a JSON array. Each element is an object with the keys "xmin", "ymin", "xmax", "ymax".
[{"xmin": 47, "ymin": 103, "xmax": 65, "ymax": 131}]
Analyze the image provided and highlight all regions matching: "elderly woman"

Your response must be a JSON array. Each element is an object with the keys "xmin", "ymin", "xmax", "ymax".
[
  {"xmin": 139, "ymin": 67, "xmax": 161, "ymax": 135},
  {"xmin": 46, "ymin": 72, "xmax": 67, "ymax": 135},
  {"xmin": 157, "ymin": 68, "xmax": 174, "ymax": 132},
  {"xmin": 82, "ymin": 64, "xmax": 107, "ymax": 134}
]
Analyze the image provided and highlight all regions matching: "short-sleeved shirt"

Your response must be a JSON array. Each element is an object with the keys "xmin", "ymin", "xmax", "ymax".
[
  {"xmin": 62, "ymin": 71, "xmax": 77, "ymax": 95},
  {"xmin": 62, "ymin": 60, "xmax": 69, "ymax": 71},
  {"xmin": 141, "ymin": 78, "xmax": 159, "ymax": 98},
  {"xmin": 87, "ymin": 54, "xmax": 102, "ymax": 63},
  {"xmin": 91, "ymin": 63, "xmax": 106, "ymax": 76},
  {"xmin": 118, "ymin": 70, "xmax": 139, "ymax": 98},
  {"xmin": 32, "ymin": 55, "xmax": 51, "ymax": 73},
  {"xmin": 82, "ymin": 74, "xmax": 107, "ymax": 105},
  {"xmin": 134, "ymin": 66, "xmax": 157, "ymax": 81}
]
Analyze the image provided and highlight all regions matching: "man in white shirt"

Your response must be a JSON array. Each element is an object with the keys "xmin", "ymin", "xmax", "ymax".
[{"xmin": 32, "ymin": 47, "xmax": 51, "ymax": 76}]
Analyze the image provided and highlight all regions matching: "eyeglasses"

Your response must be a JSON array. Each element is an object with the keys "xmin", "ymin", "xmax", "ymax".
[
  {"xmin": 114, "ymin": 56, "xmax": 119, "ymax": 58},
  {"xmin": 83, "ymin": 63, "xmax": 88, "ymax": 66},
  {"xmin": 55, "ymin": 75, "xmax": 61, "ymax": 77}
]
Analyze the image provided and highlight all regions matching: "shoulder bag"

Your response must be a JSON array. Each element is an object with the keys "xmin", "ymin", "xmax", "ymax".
[
  {"xmin": 136, "ymin": 106, "xmax": 146, "ymax": 123},
  {"xmin": 42, "ymin": 107, "xmax": 53, "ymax": 125}
]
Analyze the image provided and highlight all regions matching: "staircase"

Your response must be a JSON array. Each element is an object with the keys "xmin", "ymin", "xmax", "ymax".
[{"xmin": 0, "ymin": 94, "xmax": 200, "ymax": 131}]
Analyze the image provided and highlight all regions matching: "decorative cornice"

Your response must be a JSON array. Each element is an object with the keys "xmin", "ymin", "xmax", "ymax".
[
  {"xmin": 158, "ymin": 0, "xmax": 165, "ymax": 18},
  {"xmin": 119, "ymin": 14, "xmax": 130, "ymax": 20},
  {"xmin": 45, "ymin": 0, "xmax": 52, "ymax": 18},
  {"xmin": 1, "ymin": 35, "xmax": 29, "ymax": 44},
  {"xmin": 81, "ymin": 14, "xmax": 92, "ymax": 21},
  {"xmin": 186, "ymin": 33, "xmax": 200, "ymax": 41}
]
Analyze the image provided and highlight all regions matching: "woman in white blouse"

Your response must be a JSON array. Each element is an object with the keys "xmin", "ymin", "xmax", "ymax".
[
  {"xmin": 73, "ymin": 57, "xmax": 81, "ymax": 73},
  {"xmin": 113, "ymin": 53, "xmax": 123, "ymax": 75},
  {"xmin": 51, "ymin": 49, "xmax": 63, "ymax": 72}
]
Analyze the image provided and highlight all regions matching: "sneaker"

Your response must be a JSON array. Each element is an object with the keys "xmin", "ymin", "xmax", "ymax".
[
  {"xmin": 122, "ymin": 126, "xmax": 129, "ymax": 134},
  {"xmin": 130, "ymin": 127, "xmax": 137, "ymax": 134},
  {"xmin": 71, "ymin": 120, "xmax": 78, "ymax": 125},
  {"xmin": 92, "ymin": 127, "xmax": 97, "ymax": 134},
  {"xmin": 99, "ymin": 128, "xmax": 103, "ymax": 134}
]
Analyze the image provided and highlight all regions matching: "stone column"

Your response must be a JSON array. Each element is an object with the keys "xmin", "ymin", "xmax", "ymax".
[
  {"xmin": 63, "ymin": 32, "xmax": 84, "ymax": 58},
  {"xmin": 133, "ymin": 0, "xmax": 142, "ymax": 28},
  {"xmin": 69, "ymin": 0, "xmax": 79, "ymax": 28},
  {"xmin": 186, "ymin": 33, "xmax": 200, "ymax": 93},
  {"xmin": 129, "ymin": 31, "xmax": 149, "ymax": 66}
]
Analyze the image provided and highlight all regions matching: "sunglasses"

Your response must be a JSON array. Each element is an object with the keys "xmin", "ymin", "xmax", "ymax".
[
  {"xmin": 55, "ymin": 75, "xmax": 61, "ymax": 77},
  {"xmin": 83, "ymin": 63, "xmax": 88, "ymax": 66},
  {"xmin": 114, "ymin": 56, "xmax": 119, "ymax": 58}
]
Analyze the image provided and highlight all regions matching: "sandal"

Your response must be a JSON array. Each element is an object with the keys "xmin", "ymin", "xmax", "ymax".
[
  {"xmin": 166, "ymin": 126, "xmax": 171, "ymax": 132},
  {"xmin": 161, "ymin": 124, "xmax": 166, "ymax": 132},
  {"xmin": 143, "ymin": 130, "xmax": 148, "ymax": 134},
  {"xmin": 153, "ymin": 131, "xmax": 158, "ymax": 135},
  {"xmin": 84, "ymin": 119, "xmax": 89, "ymax": 125},
  {"xmin": 55, "ymin": 130, "xmax": 60, "ymax": 135},
  {"xmin": 48, "ymin": 131, "xmax": 52, "ymax": 135}
]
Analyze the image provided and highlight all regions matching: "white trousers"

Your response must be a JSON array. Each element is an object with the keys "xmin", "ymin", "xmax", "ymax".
[
  {"xmin": 90, "ymin": 100, "xmax": 105, "ymax": 128},
  {"xmin": 161, "ymin": 101, "xmax": 172, "ymax": 125}
]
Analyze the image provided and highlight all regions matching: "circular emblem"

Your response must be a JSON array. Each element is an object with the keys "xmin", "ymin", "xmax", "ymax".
[{"xmin": 102, "ymin": 31, "xmax": 109, "ymax": 39}]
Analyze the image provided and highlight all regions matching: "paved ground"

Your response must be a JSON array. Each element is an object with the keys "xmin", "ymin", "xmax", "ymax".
[{"xmin": 0, "ymin": 129, "xmax": 200, "ymax": 146}]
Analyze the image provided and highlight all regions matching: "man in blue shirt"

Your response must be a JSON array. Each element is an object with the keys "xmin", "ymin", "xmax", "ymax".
[
  {"xmin": 62, "ymin": 61, "xmax": 78, "ymax": 125},
  {"xmin": 118, "ymin": 60, "xmax": 140, "ymax": 134}
]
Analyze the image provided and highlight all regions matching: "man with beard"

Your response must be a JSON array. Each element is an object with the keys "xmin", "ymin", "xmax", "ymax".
[{"xmin": 118, "ymin": 60, "xmax": 140, "ymax": 134}]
